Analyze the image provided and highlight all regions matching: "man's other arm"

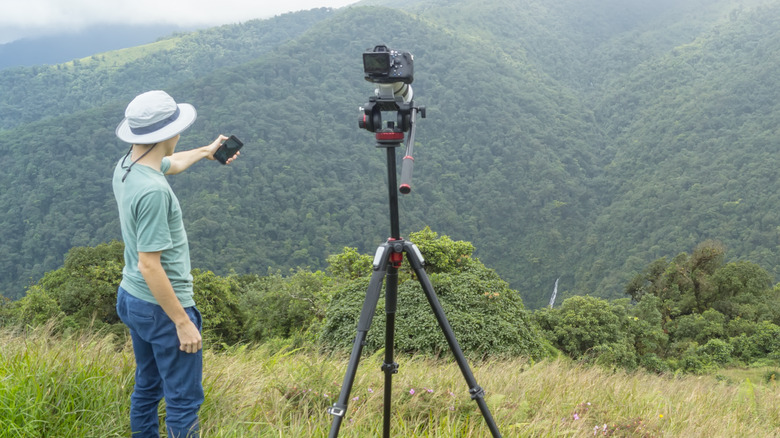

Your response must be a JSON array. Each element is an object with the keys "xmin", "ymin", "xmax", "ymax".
[{"xmin": 137, "ymin": 251, "xmax": 202, "ymax": 353}]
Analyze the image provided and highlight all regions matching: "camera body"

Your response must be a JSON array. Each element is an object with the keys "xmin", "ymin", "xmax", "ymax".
[
  {"xmin": 359, "ymin": 44, "xmax": 420, "ymax": 133},
  {"xmin": 363, "ymin": 45, "xmax": 414, "ymax": 85}
]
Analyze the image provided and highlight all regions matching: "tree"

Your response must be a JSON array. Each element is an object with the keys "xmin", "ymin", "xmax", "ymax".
[
  {"xmin": 622, "ymin": 242, "xmax": 780, "ymax": 368},
  {"xmin": 7, "ymin": 240, "xmax": 124, "ymax": 333},
  {"xmin": 535, "ymin": 295, "xmax": 626, "ymax": 359},
  {"xmin": 711, "ymin": 261, "xmax": 776, "ymax": 322},
  {"xmin": 191, "ymin": 269, "xmax": 244, "ymax": 346}
]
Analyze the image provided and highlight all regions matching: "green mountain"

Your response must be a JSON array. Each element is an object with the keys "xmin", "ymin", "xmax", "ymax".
[{"xmin": 1, "ymin": 0, "xmax": 779, "ymax": 308}]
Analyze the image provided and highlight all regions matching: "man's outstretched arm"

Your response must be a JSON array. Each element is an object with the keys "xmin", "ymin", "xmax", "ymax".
[{"xmin": 166, "ymin": 134, "xmax": 240, "ymax": 175}]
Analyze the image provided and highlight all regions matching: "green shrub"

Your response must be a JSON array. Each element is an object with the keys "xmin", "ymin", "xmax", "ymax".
[
  {"xmin": 679, "ymin": 350, "xmax": 713, "ymax": 375},
  {"xmin": 238, "ymin": 269, "xmax": 332, "ymax": 345},
  {"xmin": 319, "ymin": 231, "xmax": 549, "ymax": 359},
  {"xmin": 670, "ymin": 309, "xmax": 726, "ymax": 345},
  {"xmin": 535, "ymin": 295, "xmax": 626, "ymax": 359},
  {"xmin": 698, "ymin": 338, "xmax": 733, "ymax": 365},
  {"xmin": 639, "ymin": 353, "xmax": 670, "ymax": 374},
  {"xmin": 624, "ymin": 295, "xmax": 668, "ymax": 356},
  {"xmin": 192, "ymin": 269, "xmax": 244, "ymax": 346},
  {"xmin": 13, "ymin": 285, "xmax": 62, "ymax": 326},
  {"xmin": 729, "ymin": 333, "xmax": 761, "ymax": 363},
  {"xmin": 326, "ymin": 247, "xmax": 373, "ymax": 280},
  {"xmin": 748, "ymin": 321, "xmax": 780, "ymax": 360},
  {"xmin": 589, "ymin": 341, "xmax": 639, "ymax": 370},
  {"xmin": 8, "ymin": 241, "xmax": 124, "ymax": 333}
]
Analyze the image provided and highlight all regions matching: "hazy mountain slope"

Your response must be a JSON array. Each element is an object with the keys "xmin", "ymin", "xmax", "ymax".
[
  {"xmin": 0, "ymin": 9, "xmax": 335, "ymax": 131},
  {"xmin": 368, "ymin": 0, "xmax": 780, "ymax": 305},
  {"xmin": 580, "ymin": 2, "xmax": 780, "ymax": 295},
  {"xmin": 1, "ymin": 0, "xmax": 780, "ymax": 310},
  {"xmin": 0, "ymin": 4, "xmax": 599, "ymax": 301},
  {"xmin": 0, "ymin": 25, "xmax": 193, "ymax": 70}
]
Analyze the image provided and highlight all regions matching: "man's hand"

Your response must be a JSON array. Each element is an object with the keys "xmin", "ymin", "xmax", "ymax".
[
  {"xmin": 176, "ymin": 319, "xmax": 203, "ymax": 354},
  {"xmin": 205, "ymin": 135, "xmax": 240, "ymax": 164}
]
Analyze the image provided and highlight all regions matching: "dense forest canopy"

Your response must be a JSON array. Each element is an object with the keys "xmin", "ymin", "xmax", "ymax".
[{"xmin": 1, "ymin": 0, "xmax": 780, "ymax": 309}]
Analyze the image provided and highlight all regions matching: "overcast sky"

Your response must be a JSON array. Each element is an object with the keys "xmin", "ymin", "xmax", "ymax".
[{"xmin": 0, "ymin": 0, "xmax": 361, "ymax": 44}]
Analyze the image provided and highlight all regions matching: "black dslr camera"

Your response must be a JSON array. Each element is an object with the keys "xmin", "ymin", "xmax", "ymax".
[
  {"xmin": 359, "ymin": 45, "xmax": 419, "ymax": 133},
  {"xmin": 363, "ymin": 44, "xmax": 414, "ymax": 84}
]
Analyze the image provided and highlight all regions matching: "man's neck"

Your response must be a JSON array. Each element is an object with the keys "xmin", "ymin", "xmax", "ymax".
[{"xmin": 131, "ymin": 144, "xmax": 164, "ymax": 171}]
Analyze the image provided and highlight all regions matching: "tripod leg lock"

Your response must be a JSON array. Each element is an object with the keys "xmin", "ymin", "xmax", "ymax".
[
  {"xmin": 469, "ymin": 386, "xmax": 486, "ymax": 400},
  {"xmin": 381, "ymin": 361, "xmax": 399, "ymax": 374},
  {"xmin": 327, "ymin": 404, "xmax": 347, "ymax": 417}
]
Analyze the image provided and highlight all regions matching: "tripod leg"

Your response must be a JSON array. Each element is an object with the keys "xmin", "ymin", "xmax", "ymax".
[
  {"xmin": 328, "ymin": 243, "xmax": 391, "ymax": 438},
  {"xmin": 382, "ymin": 264, "xmax": 399, "ymax": 438},
  {"xmin": 403, "ymin": 241, "xmax": 503, "ymax": 438}
]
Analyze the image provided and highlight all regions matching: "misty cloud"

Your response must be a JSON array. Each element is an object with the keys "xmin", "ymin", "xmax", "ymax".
[{"xmin": 0, "ymin": 0, "xmax": 358, "ymax": 43}]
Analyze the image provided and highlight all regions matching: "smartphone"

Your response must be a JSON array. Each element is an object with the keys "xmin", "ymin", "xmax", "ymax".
[{"xmin": 214, "ymin": 135, "xmax": 243, "ymax": 164}]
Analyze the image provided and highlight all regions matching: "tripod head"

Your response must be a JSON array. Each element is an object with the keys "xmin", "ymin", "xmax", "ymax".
[
  {"xmin": 359, "ymin": 82, "xmax": 418, "ymax": 133},
  {"xmin": 357, "ymin": 44, "xmax": 426, "ymax": 238},
  {"xmin": 358, "ymin": 46, "xmax": 425, "ymax": 194}
]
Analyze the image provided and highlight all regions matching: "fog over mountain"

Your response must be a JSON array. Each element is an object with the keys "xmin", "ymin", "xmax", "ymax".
[{"xmin": 0, "ymin": 25, "xmax": 191, "ymax": 70}]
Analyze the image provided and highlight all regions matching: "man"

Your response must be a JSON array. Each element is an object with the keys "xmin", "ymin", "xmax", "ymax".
[{"xmin": 112, "ymin": 90, "xmax": 239, "ymax": 437}]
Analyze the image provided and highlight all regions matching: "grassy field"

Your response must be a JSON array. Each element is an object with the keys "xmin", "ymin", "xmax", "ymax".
[{"xmin": 1, "ymin": 326, "xmax": 779, "ymax": 437}]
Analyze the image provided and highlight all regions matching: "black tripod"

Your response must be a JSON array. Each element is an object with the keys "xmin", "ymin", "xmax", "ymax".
[{"xmin": 326, "ymin": 99, "xmax": 502, "ymax": 438}]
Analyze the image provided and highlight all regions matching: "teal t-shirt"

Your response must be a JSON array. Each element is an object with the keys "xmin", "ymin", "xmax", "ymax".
[{"xmin": 112, "ymin": 156, "xmax": 195, "ymax": 307}]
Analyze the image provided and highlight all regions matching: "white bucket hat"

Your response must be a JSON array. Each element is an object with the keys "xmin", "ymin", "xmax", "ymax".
[{"xmin": 115, "ymin": 90, "xmax": 197, "ymax": 144}]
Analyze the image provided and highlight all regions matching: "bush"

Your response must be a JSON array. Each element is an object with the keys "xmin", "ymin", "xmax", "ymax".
[
  {"xmin": 589, "ymin": 341, "xmax": 638, "ymax": 370},
  {"xmin": 677, "ymin": 344, "xmax": 718, "ymax": 375},
  {"xmin": 320, "ymin": 231, "xmax": 550, "ymax": 359},
  {"xmin": 321, "ymin": 262, "xmax": 550, "ymax": 359},
  {"xmin": 7, "ymin": 241, "xmax": 124, "ymax": 333},
  {"xmin": 679, "ymin": 353, "xmax": 711, "ymax": 375},
  {"xmin": 6, "ymin": 242, "xmax": 249, "ymax": 346},
  {"xmin": 535, "ymin": 296, "xmax": 626, "ymax": 359},
  {"xmin": 0, "ymin": 294, "xmax": 12, "ymax": 326},
  {"xmin": 625, "ymin": 295, "xmax": 668, "ymax": 356},
  {"xmin": 326, "ymin": 247, "xmax": 373, "ymax": 280},
  {"xmin": 763, "ymin": 369, "xmax": 779, "ymax": 385},
  {"xmin": 729, "ymin": 333, "xmax": 761, "ymax": 363},
  {"xmin": 698, "ymin": 338, "xmax": 733, "ymax": 365},
  {"xmin": 12, "ymin": 285, "xmax": 62, "ymax": 326},
  {"xmin": 238, "ymin": 269, "xmax": 332, "ymax": 344},
  {"xmin": 670, "ymin": 309, "xmax": 726, "ymax": 345},
  {"xmin": 639, "ymin": 353, "xmax": 670, "ymax": 374},
  {"xmin": 192, "ymin": 269, "xmax": 244, "ymax": 346},
  {"xmin": 748, "ymin": 321, "xmax": 780, "ymax": 360}
]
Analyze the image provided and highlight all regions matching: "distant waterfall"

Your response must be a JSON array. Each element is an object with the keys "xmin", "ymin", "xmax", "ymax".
[{"xmin": 549, "ymin": 278, "xmax": 559, "ymax": 308}]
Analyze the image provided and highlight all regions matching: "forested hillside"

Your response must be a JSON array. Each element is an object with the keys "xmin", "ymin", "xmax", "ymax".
[{"xmin": 1, "ymin": 0, "xmax": 779, "ymax": 308}]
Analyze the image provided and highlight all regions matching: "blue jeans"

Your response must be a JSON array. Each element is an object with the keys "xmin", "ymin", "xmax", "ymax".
[{"xmin": 116, "ymin": 287, "xmax": 204, "ymax": 438}]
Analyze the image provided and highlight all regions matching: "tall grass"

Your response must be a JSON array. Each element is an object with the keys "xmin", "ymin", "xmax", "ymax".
[
  {"xmin": 1, "ymin": 326, "xmax": 779, "ymax": 437},
  {"xmin": 0, "ymin": 324, "xmax": 134, "ymax": 437}
]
